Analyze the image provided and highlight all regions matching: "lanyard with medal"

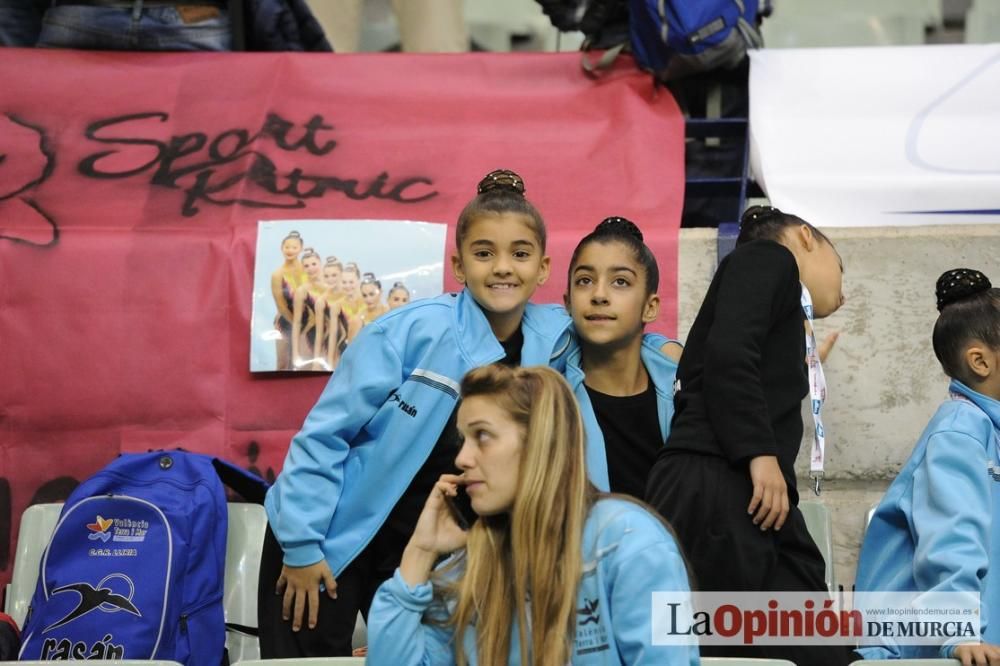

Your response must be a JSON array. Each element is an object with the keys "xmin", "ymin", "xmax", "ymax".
[{"xmin": 802, "ymin": 284, "xmax": 827, "ymax": 495}]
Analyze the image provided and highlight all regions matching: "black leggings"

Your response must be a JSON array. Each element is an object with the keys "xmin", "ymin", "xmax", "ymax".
[
  {"xmin": 647, "ymin": 451, "xmax": 852, "ymax": 666},
  {"xmin": 257, "ymin": 525, "xmax": 405, "ymax": 658}
]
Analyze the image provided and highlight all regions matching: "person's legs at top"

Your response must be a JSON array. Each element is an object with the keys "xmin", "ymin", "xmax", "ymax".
[
  {"xmin": 37, "ymin": 2, "xmax": 230, "ymax": 50},
  {"xmin": 0, "ymin": 0, "xmax": 44, "ymax": 46},
  {"xmin": 391, "ymin": 0, "xmax": 467, "ymax": 52},
  {"xmin": 307, "ymin": 0, "xmax": 363, "ymax": 52}
]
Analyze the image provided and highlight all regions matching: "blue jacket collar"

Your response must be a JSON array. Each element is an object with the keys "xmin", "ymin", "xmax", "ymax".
[
  {"xmin": 567, "ymin": 333, "xmax": 677, "ymax": 395},
  {"xmin": 951, "ymin": 379, "xmax": 1000, "ymax": 431},
  {"xmin": 451, "ymin": 289, "xmax": 571, "ymax": 367}
]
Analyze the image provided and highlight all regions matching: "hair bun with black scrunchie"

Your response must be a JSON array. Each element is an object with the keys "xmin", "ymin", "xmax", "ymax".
[
  {"xmin": 477, "ymin": 169, "xmax": 525, "ymax": 196},
  {"xmin": 936, "ymin": 268, "xmax": 992, "ymax": 312},
  {"xmin": 595, "ymin": 216, "xmax": 643, "ymax": 243},
  {"xmin": 740, "ymin": 205, "xmax": 784, "ymax": 229}
]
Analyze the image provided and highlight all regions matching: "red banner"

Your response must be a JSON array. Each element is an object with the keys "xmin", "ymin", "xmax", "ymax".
[{"xmin": 0, "ymin": 49, "xmax": 683, "ymax": 588}]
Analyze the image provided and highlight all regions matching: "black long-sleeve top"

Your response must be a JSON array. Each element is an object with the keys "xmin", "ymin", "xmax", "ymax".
[{"xmin": 663, "ymin": 240, "xmax": 808, "ymax": 504}]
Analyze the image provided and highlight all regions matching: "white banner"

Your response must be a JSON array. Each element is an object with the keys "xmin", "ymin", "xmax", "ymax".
[{"xmin": 749, "ymin": 45, "xmax": 1000, "ymax": 227}]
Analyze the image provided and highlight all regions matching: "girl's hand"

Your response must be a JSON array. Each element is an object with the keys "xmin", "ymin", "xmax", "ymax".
[
  {"xmin": 399, "ymin": 474, "xmax": 470, "ymax": 586},
  {"xmin": 954, "ymin": 642, "xmax": 1000, "ymax": 666},
  {"xmin": 275, "ymin": 560, "xmax": 337, "ymax": 632},
  {"xmin": 818, "ymin": 331, "xmax": 840, "ymax": 363},
  {"xmin": 409, "ymin": 474, "xmax": 470, "ymax": 555},
  {"xmin": 747, "ymin": 455, "xmax": 789, "ymax": 531}
]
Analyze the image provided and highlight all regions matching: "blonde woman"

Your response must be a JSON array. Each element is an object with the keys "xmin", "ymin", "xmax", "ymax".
[
  {"xmin": 269, "ymin": 230, "xmax": 306, "ymax": 370},
  {"xmin": 344, "ymin": 272, "xmax": 391, "ymax": 342},
  {"xmin": 339, "ymin": 262, "xmax": 365, "ymax": 318},
  {"xmin": 367, "ymin": 364, "xmax": 698, "ymax": 666},
  {"xmin": 315, "ymin": 257, "xmax": 346, "ymax": 371}
]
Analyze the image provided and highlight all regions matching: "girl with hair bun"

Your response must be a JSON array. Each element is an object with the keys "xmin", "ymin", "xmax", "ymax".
[
  {"xmin": 647, "ymin": 204, "xmax": 847, "ymax": 665},
  {"xmin": 270, "ymin": 230, "xmax": 306, "ymax": 370},
  {"xmin": 856, "ymin": 269, "xmax": 1000, "ymax": 664},
  {"xmin": 367, "ymin": 364, "xmax": 697, "ymax": 665},
  {"xmin": 564, "ymin": 216, "xmax": 682, "ymax": 499},
  {"xmin": 387, "ymin": 282, "xmax": 410, "ymax": 310},
  {"xmin": 339, "ymin": 262, "xmax": 365, "ymax": 320},
  {"xmin": 359, "ymin": 273, "xmax": 388, "ymax": 321},
  {"xmin": 259, "ymin": 169, "xmax": 572, "ymax": 657}
]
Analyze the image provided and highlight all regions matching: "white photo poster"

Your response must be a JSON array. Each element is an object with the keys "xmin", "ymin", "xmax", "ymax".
[{"xmin": 251, "ymin": 219, "xmax": 447, "ymax": 372}]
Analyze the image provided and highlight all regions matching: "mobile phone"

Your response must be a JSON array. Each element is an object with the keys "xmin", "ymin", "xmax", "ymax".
[{"xmin": 442, "ymin": 489, "xmax": 471, "ymax": 531}]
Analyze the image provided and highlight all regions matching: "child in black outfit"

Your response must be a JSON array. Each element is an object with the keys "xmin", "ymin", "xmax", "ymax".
[{"xmin": 646, "ymin": 205, "xmax": 848, "ymax": 665}]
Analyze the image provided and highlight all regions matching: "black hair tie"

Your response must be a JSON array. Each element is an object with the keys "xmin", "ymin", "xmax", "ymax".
[
  {"xmin": 936, "ymin": 268, "xmax": 992, "ymax": 312},
  {"xmin": 596, "ymin": 216, "xmax": 643, "ymax": 243},
  {"xmin": 740, "ymin": 205, "xmax": 783, "ymax": 229}
]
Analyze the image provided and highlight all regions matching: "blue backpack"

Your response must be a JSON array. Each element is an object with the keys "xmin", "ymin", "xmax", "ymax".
[
  {"xmin": 543, "ymin": 0, "xmax": 766, "ymax": 80},
  {"xmin": 18, "ymin": 451, "xmax": 265, "ymax": 663},
  {"xmin": 628, "ymin": 0, "xmax": 765, "ymax": 79}
]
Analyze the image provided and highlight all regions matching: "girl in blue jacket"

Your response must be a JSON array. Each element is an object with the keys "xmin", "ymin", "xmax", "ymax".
[
  {"xmin": 855, "ymin": 268, "xmax": 1000, "ymax": 665},
  {"xmin": 367, "ymin": 364, "xmax": 698, "ymax": 665},
  {"xmin": 258, "ymin": 169, "xmax": 572, "ymax": 657},
  {"xmin": 563, "ymin": 217, "xmax": 682, "ymax": 497}
]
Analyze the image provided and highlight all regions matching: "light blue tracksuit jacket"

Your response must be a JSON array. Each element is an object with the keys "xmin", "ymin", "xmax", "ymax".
[
  {"xmin": 264, "ymin": 290, "xmax": 572, "ymax": 574},
  {"xmin": 565, "ymin": 333, "xmax": 680, "ymax": 491},
  {"xmin": 855, "ymin": 379, "xmax": 1000, "ymax": 659},
  {"xmin": 366, "ymin": 497, "xmax": 700, "ymax": 665}
]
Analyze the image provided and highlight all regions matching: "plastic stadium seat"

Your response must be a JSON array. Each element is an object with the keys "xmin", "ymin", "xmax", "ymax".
[
  {"xmin": 464, "ymin": 0, "xmax": 559, "ymax": 52},
  {"xmin": 224, "ymin": 503, "xmax": 268, "ymax": 662},
  {"xmin": 798, "ymin": 500, "xmax": 837, "ymax": 593},
  {"xmin": 851, "ymin": 659, "xmax": 962, "ymax": 666},
  {"xmin": 966, "ymin": 3, "xmax": 1000, "ymax": 43},
  {"xmin": 5, "ymin": 502, "xmax": 268, "ymax": 661},
  {"xmin": 762, "ymin": 2, "xmax": 926, "ymax": 48},
  {"xmin": 234, "ymin": 659, "xmax": 366, "ymax": 665},
  {"xmin": 18, "ymin": 662, "xmax": 185, "ymax": 666},
  {"xmin": 5, "ymin": 502, "xmax": 61, "ymax": 627},
  {"xmin": 701, "ymin": 658, "xmax": 797, "ymax": 665}
]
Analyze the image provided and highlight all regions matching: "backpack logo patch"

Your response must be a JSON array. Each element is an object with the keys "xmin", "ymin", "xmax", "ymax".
[
  {"xmin": 86, "ymin": 515, "xmax": 113, "ymax": 542},
  {"xmin": 44, "ymin": 574, "xmax": 142, "ymax": 632}
]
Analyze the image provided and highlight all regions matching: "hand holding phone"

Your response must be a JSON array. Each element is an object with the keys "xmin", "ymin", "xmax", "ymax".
[{"xmin": 442, "ymin": 487, "xmax": 471, "ymax": 531}]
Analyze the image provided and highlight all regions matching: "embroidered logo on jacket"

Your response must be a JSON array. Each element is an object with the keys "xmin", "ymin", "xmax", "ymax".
[
  {"xmin": 388, "ymin": 390, "xmax": 418, "ymax": 417},
  {"xmin": 577, "ymin": 598, "xmax": 600, "ymax": 625},
  {"xmin": 575, "ymin": 597, "xmax": 610, "ymax": 655}
]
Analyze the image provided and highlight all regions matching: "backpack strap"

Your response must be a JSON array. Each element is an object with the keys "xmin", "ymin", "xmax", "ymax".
[
  {"xmin": 580, "ymin": 41, "xmax": 627, "ymax": 78},
  {"xmin": 211, "ymin": 458, "xmax": 269, "ymax": 504}
]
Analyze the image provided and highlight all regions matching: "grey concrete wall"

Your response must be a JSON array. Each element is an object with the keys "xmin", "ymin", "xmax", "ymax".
[{"xmin": 675, "ymin": 224, "xmax": 1000, "ymax": 587}]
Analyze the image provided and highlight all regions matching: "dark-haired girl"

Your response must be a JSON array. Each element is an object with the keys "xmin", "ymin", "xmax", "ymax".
[
  {"xmin": 387, "ymin": 282, "xmax": 410, "ymax": 310},
  {"xmin": 646, "ymin": 205, "xmax": 847, "ymax": 664},
  {"xmin": 259, "ymin": 169, "xmax": 572, "ymax": 657},
  {"xmin": 270, "ymin": 230, "xmax": 306, "ymax": 370},
  {"xmin": 564, "ymin": 217, "xmax": 682, "ymax": 498},
  {"xmin": 290, "ymin": 247, "xmax": 326, "ymax": 370},
  {"xmin": 354, "ymin": 273, "xmax": 390, "ymax": 333},
  {"xmin": 856, "ymin": 269, "xmax": 1000, "ymax": 664}
]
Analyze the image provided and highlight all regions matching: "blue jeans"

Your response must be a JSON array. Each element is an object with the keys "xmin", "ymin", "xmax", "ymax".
[
  {"xmin": 0, "ymin": 1, "xmax": 44, "ymax": 46},
  {"xmin": 37, "ymin": 3, "xmax": 231, "ymax": 51}
]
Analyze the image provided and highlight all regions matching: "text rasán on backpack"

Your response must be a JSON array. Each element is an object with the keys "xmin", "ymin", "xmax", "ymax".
[{"xmin": 18, "ymin": 450, "xmax": 264, "ymax": 663}]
